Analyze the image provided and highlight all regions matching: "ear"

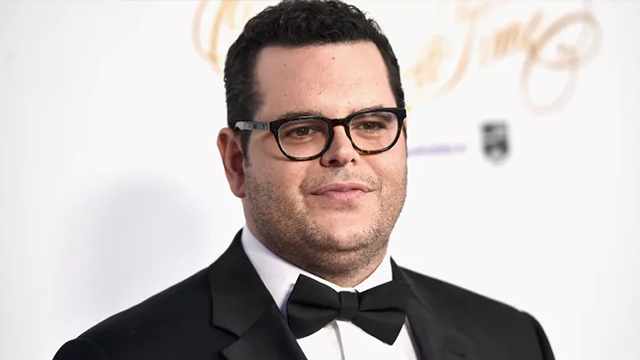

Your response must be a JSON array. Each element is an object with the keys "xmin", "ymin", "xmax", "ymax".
[{"xmin": 217, "ymin": 128, "xmax": 246, "ymax": 198}]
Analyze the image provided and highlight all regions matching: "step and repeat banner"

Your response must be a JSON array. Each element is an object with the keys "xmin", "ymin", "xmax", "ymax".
[{"xmin": 1, "ymin": 1, "xmax": 638, "ymax": 359}]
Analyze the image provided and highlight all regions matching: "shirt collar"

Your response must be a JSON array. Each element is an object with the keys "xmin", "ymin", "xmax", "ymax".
[{"xmin": 241, "ymin": 224, "xmax": 393, "ymax": 314}]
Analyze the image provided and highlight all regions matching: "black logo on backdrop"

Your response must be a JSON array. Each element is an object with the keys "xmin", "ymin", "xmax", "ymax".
[{"xmin": 482, "ymin": 121, "xmax": 509, "ymax": 163}]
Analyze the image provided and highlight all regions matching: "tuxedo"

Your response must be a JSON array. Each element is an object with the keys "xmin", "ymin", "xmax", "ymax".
[
  {"xmin": 240, "ymin": 224, "xmax": 418, "ymax": 359},
  {"xmin": 53, "ymin": 230, "xmax": 555, "ymax": 360}
]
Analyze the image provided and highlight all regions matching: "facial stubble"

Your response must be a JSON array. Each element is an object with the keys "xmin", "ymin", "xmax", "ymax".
[{"xmin": 245, "ymin": 164, "xmax": 407, "ymax": 285}]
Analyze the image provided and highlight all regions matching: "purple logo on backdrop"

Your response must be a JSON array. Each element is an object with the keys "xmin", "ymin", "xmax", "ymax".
[
  {"xmin": 408, "ymin": 143, "xmax": 467, "ymax": 157},
  {"xmin": 482, "ymin": 121, "xmax": 509, "ymax": 164}
]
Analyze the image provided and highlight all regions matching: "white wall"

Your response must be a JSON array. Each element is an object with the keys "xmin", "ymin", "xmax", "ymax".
[{"xmin": 0, "ymin": 1, "xmax": 638, "ymax": 360}]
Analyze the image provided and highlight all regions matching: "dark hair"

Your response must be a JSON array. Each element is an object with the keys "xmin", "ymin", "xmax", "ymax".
[{"xmin": 224, "ymin": 0, "xmax": 405, "ymax": 156}]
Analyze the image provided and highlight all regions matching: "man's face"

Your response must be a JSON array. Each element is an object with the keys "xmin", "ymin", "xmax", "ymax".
[{"xmin": 234, "ymin": 42, "xmax": 407, "ymax": 276}]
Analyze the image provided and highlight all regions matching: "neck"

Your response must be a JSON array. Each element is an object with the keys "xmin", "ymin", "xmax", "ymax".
[
  {"xmin": 287, "ymin": 245, "xmax": 388, "ymax": 288},
  {"xmin": 312, "ymin": 254, "xmax": 387, "ymax": 287},
  {"xmin": 244, "ymin": 220, "xmax": 390, "ymax": 288}
]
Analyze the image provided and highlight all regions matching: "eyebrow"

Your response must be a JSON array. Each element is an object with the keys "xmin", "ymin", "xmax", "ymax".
[{"xmin": 271, "ymin": 104, "xmax": 388, "ymax": 122}]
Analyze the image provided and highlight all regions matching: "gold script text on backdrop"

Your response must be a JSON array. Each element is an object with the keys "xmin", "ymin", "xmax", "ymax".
[{"xmin": 193, "ymin": 1, "xmax": 602, "ymax": 115}]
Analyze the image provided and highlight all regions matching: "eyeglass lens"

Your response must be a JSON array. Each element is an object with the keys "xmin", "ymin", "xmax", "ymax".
[{"xmin": 277, "ymin": 111, "xmax": 399, "ymax": 158}]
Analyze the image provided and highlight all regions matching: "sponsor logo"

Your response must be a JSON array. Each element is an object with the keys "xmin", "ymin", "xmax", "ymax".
[{"xmin": 481, "ymin": 121, "xmax": 510, "ymax": 164}]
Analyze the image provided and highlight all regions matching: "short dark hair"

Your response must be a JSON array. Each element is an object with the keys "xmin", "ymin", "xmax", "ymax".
[{"xmin": 224, "ymin": 0, "xmax": 405, "ymax": 156}]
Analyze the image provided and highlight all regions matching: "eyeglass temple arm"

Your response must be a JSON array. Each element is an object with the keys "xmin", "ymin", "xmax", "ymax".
[{"xmin": 235, "ymin": 121, "xmax": 270, "ymax": 131}]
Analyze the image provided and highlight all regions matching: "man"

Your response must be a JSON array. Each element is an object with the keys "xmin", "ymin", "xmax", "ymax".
[{"xmin": 53, "ymin": 1, "xmax": 555, "ymax": 359}]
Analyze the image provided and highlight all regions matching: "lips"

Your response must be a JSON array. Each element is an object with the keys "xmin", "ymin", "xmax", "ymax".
[{"xmin": 311, "ymin": 182, "xmax": 373, "ymax": 195}]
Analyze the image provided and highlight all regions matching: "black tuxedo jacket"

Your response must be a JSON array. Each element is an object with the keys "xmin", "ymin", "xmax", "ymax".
[{"xmin": 53, "ymin": 230, "xmax": 555, "ymax": 360}]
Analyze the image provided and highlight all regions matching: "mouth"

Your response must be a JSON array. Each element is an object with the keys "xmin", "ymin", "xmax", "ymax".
[{"xmin": 310, "ymin": 182, "xmax": 373, "ymax": 202}]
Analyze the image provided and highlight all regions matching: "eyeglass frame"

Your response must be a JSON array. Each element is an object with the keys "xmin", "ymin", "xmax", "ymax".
[{"xmin": 234, "ymin": 107, "xmax": 407, "ymax": 161}]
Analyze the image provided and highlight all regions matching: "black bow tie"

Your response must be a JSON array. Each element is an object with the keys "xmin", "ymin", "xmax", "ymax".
[{"xmin": 286, "ymin": 274, "xmax": 411, "ymax": 345}]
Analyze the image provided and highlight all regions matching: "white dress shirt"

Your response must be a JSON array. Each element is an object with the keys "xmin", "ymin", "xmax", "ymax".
[{"xmin": 241, "ymin": 225, "xmax": 420, "ymax": 360}]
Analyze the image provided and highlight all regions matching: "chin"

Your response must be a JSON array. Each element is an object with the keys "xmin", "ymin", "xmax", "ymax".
[{"xmin": 315, "ymin": 222, "xmax": 373, "ymax": 250}]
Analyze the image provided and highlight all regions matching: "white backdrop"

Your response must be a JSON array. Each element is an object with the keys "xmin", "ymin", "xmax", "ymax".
[{"xmin": 1, "ymin": 1, "xmax": 639, "ymax": 360}]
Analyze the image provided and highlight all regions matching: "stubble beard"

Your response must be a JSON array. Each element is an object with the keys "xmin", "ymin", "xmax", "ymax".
[{"xmin": 245, "ymin": 167, "xmax": 407, "ymax": 283}]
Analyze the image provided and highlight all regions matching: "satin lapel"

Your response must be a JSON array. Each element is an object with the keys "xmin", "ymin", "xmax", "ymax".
[
  {"xmin": 208, "ymin": 230, "xmax": 307, "ymax": 360},
  {"xmin": 392, "ymin": 259, "xmax": 478, "ymax": 360},
  {"xmin": 222, "ymin": 303, "xmax": 307, "ymax": 360}
]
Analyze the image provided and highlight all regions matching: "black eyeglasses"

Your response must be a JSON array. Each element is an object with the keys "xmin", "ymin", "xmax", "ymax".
[{"xmin": 234, "ymin": 107, "xmax": 406, "ymax": 161}]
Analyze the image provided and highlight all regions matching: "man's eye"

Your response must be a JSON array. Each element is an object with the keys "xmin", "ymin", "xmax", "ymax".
[
  {"xmin": 287, "ymin": 127, "xmax": 315, "ymax": 137},
  {"xmin": 355, "ymin": 121, "xmax": 386, "ymax": 131}
]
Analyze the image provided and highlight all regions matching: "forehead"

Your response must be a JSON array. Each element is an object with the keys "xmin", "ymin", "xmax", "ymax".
[{"xmin": 253, "ymin": 42, "xmax": 396, "ymax": 120}]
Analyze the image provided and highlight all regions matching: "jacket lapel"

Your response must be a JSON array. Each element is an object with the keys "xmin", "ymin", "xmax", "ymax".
[
  {"xmin": 208, "ymin": 230, "xmax": 307, "ymax": 360},
  {"xmin": 392, "ymin": 260, "xmax": 479, "ymax": 360},
  {"xmin": 208, "ymin": 231, "xmax": 476, "ymax": 360},
  {"xmin": 222, "ymin": 303, "xmax": 307, "ymax": 360}
]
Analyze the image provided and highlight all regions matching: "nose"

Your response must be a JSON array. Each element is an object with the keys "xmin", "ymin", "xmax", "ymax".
[{"xmin": 319, "ymin": 125, "xmax": 358, "ymax": 167}]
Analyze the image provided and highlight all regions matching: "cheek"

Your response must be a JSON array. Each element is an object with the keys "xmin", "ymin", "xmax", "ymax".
[
  {"xmin": 255, "ymin": 161, "xmax": 307, "ymax": 197},
  {"xmin": 376, "ymin": 152, "xmax": 407, "ymax": 184},
  {"xmin": 381, "ymin": 166, "xmax": 406, "ymax": 188}
]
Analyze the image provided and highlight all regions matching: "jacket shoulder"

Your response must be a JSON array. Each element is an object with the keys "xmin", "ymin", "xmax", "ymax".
[
  {"xmin": 400, "ymin": 266, "xmax": 554, "ymax": 359},
  {"xmin": 401, "ymin": 266, "xmax": 523, "ymax": 316},
  {"xmin": 81, "ymin": 267, "xmax": 211, "ymax": 337},
  {"xmin": 55, "ymin": 267, "xmax": 233, "ymax": 360}
]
